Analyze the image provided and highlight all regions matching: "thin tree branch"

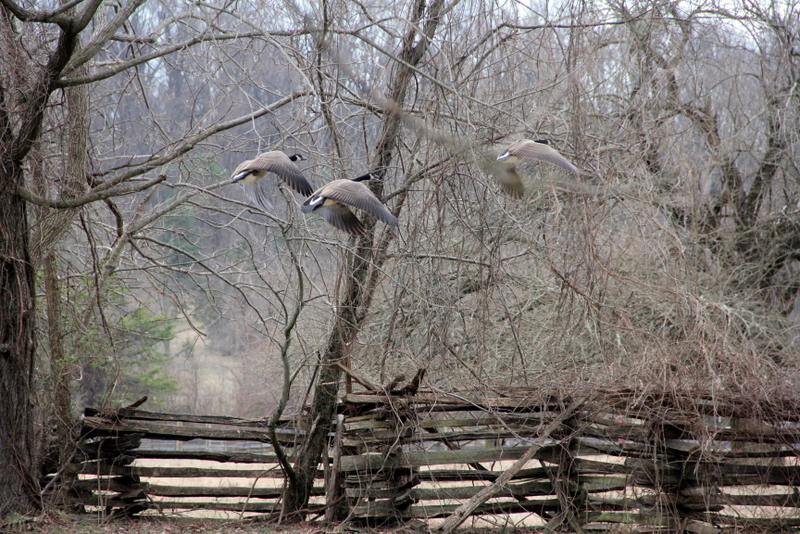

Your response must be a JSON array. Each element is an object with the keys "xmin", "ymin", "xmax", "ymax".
[
  {"xmin": 0, "ymin": 0, "xmax": 74, "ymax": 26},
  {"xmin": 59, "ymin": 31, "xmax": 264, "ymax": 87},
  {"xmin": 18, "ymin": 174, "xmax": 167, "ymax": 209},
  {"xmin": 19, "ymin": 90, "xmax": 309, "ymax": 212},
  {"xmin": 65, "ymin": 0, "xmax": 148, "ymax": 72}
]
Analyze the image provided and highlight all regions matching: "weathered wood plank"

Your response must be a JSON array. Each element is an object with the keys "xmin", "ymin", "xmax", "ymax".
[
  {"xmin": 579, "ymin": 474, "xmax": 629, "ymax": 492},
  {"xmin": 343, "ymin": 393, "xmax": 468, "ymax": 406},
  {"xmin": 688, "ymin": 513, "xmax": 800, "ymax": 528},
  {"xmin": 627, "ymin": 458, "xmax": 800, "ymax": 485},
  {"xmin": 83, "ymin": 417, "xmax": 290, "ymax": 442},
  {"xmin": 691, "ymin": 419, "xmax": 800, "ymax": 441},
  {"xmin": 346, "ymin": 387, "xmax": 800, "ymax": 421},
  {"xmin": 72, "ymin": 479, "xmax": 146, "ymax": 493},
  {"xmin": 340, "ymin": 445, "xmax": 561, "ymax": 472},
  {"xmin": 133, "ymin": 450, "xmax": 281, "ymax": 463},
  {"xmin": 584, "ymin": 495, "xmax": 643, "ymax": 511},
  {"xmin": 73, "ymin": 479, "xmax": 324, "ymax": 498},
  {"xmin": 85, "ymin": 407, "xmax": 292, "ymax": 428},
  {"xmin": 346, "ymin": 479, "xmax": 555, "ymax": 500},
  {"xmin": 574, "ymin": 436, "xmax": 800, "ymax": 459},
  {"xmin": 144, "ymin": 484, "xmax": 325, "ymax": 498},
  {"xmin": 573, "ymin": 457, "xmax": 630, "ymax": 474},
  {"xmin": 352, "ymin": 498, "xmax": 562, "ymax": 519},
  {"xmin": 70, "ymin": 464, "xmax": 287, "ymax": 478},
  {"xmin": 582, "ymin": 422, "xmax": 650, "ymax": 442},
  {"xmin": 343, "ymin": 428, "xmax": 566, "ymax": 447},
  {"xmin": 342, "ymin": 393, "xmax": 565, "ymax": 411},
  {"xmin": 582, "ymin": 511, "xmax": 675, "ymax": 527},
  {"xmin": 679, "ymin": 487, "xmax": 800, "ymax": 507},
  {"xmin": 344, "ymin": 413, "xmax": 551, "ymax": 432},
  {"xmin": 574, "ymin": 436, "xmax": 651, "ymax": 456},
  {"xmin": 147, "ymin": 500, "xmax": 280, "ymax": 513},
  {"xmin": 71, "ymin": 496, "xmax": 147, "ymax": 508},
  {"xmin": 416, "ymin": 467, "xmax": 548, "ymax": 482},
  {"xmin": 72, "ymin": 496, "xmax": 279, "ymax": 513}
]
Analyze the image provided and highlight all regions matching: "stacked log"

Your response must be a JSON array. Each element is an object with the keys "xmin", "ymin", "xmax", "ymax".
[
  {"xmin": 64, "ymin": 388, "xmax": 800, "ymax": 531},
  {"xmin": 337, "ymin": 389, "xmax": 800, "ymax": 532},
  {"xmin": 70, "ymin": 405, "xmax": 303, "ymax": 517}
]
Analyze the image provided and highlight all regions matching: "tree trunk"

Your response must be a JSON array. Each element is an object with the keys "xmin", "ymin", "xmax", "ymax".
[
  {"xmin": 0, "ymin": 4, "xmax": 86, "ymax": 516},
  {"xmin": 281, "ymin": 252, "xmax": 368, "ymax": 514},
  {"xmin": 0, "ymin": 162, "xmax": 40, "ymax": 517},
  {"xmin": 43, "ymin": 253, "xmax": 76, "ymax": 473},
  {"xmin": 281, "ymin": 0, "xmax": 446, "ymax": 517}
]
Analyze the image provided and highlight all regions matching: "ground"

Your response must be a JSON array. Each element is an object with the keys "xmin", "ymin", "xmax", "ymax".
[
  {"xmin": 3, "ymin": 516, "xmax": 541, "ymax": 534},
  {"xmin": 4, "ymin": 516, "xmax": 310, "ymax": 534}
]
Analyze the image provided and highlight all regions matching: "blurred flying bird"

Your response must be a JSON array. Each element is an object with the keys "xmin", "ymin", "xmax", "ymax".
[
  {"xmin": 301, "ymin": 173, "xmax": 398, "ymax": 235},
  {"xmin": 493, "ymin": 139, "xmax": 581, "ymax": 198},
  {"xmin": 230, "ymin": 151, "xmax": 314, "ymax": 209}
]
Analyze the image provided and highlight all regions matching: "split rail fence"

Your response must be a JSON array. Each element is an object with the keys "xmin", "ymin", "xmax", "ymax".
[{"xmin": 57, "ymin": 388, "xmax": 800, "ymax": 532}]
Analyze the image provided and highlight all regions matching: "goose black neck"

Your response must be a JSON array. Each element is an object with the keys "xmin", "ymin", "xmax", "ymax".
[{"xmin": 353, "ymin": 173, "xmax": 375, "ymax": 182}]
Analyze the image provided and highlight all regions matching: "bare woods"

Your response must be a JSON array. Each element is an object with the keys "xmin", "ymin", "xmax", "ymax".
[{"xmin": 1, "ymin": 0, "xmax": 799, "ymax": 521}]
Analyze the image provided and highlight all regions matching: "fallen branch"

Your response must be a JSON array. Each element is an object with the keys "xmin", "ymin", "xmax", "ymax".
[
  {"xmin": 434, "ymin": 396, "xmax": 587, "ymax": 534},
  {"xmin": 334, "ymin": 361, "xmax": 378, "ymax": 391}
]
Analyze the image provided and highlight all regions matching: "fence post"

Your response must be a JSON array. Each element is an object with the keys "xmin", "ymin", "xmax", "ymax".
[
  {"xmin": 542, "ymin": 423, "xmax": 586, "ymax": 533},
  {"xmin": 639, "ymin": 407, "xmax": 683, "ymax": 532},
  {"xmin": 325, "ymin": 414, "xmax": 347, "ymax": 521}
]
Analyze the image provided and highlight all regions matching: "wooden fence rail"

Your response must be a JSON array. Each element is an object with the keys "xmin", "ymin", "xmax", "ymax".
[{"xmin": 55, "ymin": 389, "xmax": 800, "ymax": 532}]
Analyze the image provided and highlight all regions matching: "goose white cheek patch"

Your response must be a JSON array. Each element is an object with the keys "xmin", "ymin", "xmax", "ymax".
[{"xmin": 308, "ymin": 197, "xmax": 324, "ymax": 207}]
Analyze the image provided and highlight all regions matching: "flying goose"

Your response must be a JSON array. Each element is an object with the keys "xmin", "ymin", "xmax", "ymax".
[
  {"xmin": 301, "ymin": 173, "xmax": 398, "ymax": 235},
  {"xmin": 230, "ymin": 151, "xmax": 314, "ymax": 210},
  {"xmin": 494, "ymin": 139, "xmax": 581, "ymax": 198}
]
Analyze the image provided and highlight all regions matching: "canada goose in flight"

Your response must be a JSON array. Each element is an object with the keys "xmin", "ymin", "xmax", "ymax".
[
  {"xmin": 301, "ymin": 173, "xmax": 398, "ymax": 236},
  {"xmin": 230, "ymin": 151, "xmax": 315, "ymax": 210},
  {"xmin": 494, "ymin": 139, "xmax": 581, "ymax": 198}
]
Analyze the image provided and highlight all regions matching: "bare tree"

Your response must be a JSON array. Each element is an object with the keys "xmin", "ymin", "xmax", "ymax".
[
  {"xmin": 0, "ymin": 0, "xmax": 312, "ymax": 515},
  {"xmin": 3, "ymin": 0, "xmax": 800, "ymax": 520}
]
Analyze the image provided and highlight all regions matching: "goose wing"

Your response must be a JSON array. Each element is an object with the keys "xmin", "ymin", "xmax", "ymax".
[
  {"xmin": 319, "ymin": 180, "xmax": 399, "ymax": 226},
  {"xmin": 318, "ymin": 202, "xmax": 366, "ymax": 236},
  {"xmin": 508, "ymin": 140, "xmax": 580, "ymax": 174},
  {"xmin": 247, "ymin": 181, "xmax": 275, "ymax": 211},
  {"xmin": 491, "ymin": 163, "xmax": 526, "ymax": 198},
  {"xmin": 247, "ymin": 151, "xmax": 314, "ymax": 196},
  {"xmin": 229, "ymin": 159, "xmax": 274, "ymax": 210}
]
